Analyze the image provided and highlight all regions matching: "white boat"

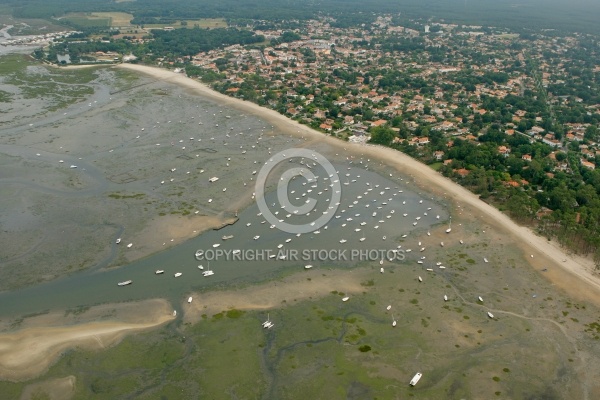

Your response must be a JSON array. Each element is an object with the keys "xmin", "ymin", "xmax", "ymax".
[
  {"xmin": 304, "ymin": 265, "xmax": 313, "ymax": 269},
  {"xmin": 342, "ymin": 296, "xmax": 349, "ymax": 302},
  {"xmin": 478, "ymin": 296, "xmax": 483, "ymax": 302},
  {"xmin": 188, "ymin": 297, "xmax": 193, "ymax": 303},
  {"xmin": 174, "ymin": 272, "xmax": 182, "ymax": 277},
  {"xmin": 380, "ymin": 267, "xmax": 384, "ymax": 273},
  {"xmin": 386, "ymin": 305, "xmax": 391, "ymax": 310},
  {"xmin": 339, "ymin": 239, "xmax": 347, "ymax": 244},
  {"xmin": 127, "ymin": 243, "xmax": 133, "ymax": 248},
  {"xmin": 262, "ymin": 313, "xmax": 271, "ymax": 327},
  {"xmin": 118, "ymin": 280, "xmax": 132, "ymax": 286},
  {"xmin": 487, "ymin": 311, "xmax": 494, "ymax": 319},
  {"xmin": 222, "ymin": 235, "xmax": 234, "ymax": 240},
  {"xmin": 418, "ymin": 276, "xmax": 423, "ymax": 282},
  {"xmin": 203, "ymin": 263, "xmax": 214, "ymax": 277},
  {"xmin": 426, "ymin": 268, "xmax": 433, "ymax": 272},
  {"xmin": 115, "ymin": 238, "xmax": 121, "ymax": 244},
  {"xmin": 212, "ymin": 243, "xmax": 221, "ymax": 248},
  {"xmin": 410, "ymin": 372, "xmax": 422, "ymax": 386},
  {"xmin": 444, "ymin": 295, "xmax": 448, "ymax": 301},
  {"xmin": 359, "ymin": 237, "xmax": 366, "ymax": 242},
  {"xmin": 70, "ymin": 165, "xmax": 77, "ymax": 169},
  {"xmin": 484, "ymin": 258, "xmax": 488, "ymax": 263},
  {"xmin": 155, "ymin": 270, "xmax": 164, "ymax": 274},
  {"xmin": 208, "ymin": 176, "xmax": 219, "ymax": 182},
  {"xmin": 195, "ymin": 250, "xmax": 204, "ymax": 258},
  {"xmin": 173, "ymin": 310, "xmax": 177, "ymax": 317},
  {"xmin": 392, "ymin": 315, "xmax": 397, "ymax": 327},
  {"xmin": 446, "ymin": 218, "xmax": 452, "ymax": 233},
  {"xmin": 254, "ymin": 235, "xmax": 260, "ymax": 240}
]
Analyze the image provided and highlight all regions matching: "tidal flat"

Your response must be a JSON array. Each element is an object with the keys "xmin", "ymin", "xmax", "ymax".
[{"xmin": 1, "ymin": 56, "xmax": 600, "ymax": 399}]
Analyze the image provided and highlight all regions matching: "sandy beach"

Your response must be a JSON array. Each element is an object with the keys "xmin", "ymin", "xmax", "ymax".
[
  {"xmin": 2, "ymin": 61, "xmax": 599, "ymax": 385},
  {"xmin": 119, "ymin": 64, "xmax": 600, "ymax": 304},
  {"xmin": 0, "ymin": 299, "xmax": 174, "ymax": 381}
]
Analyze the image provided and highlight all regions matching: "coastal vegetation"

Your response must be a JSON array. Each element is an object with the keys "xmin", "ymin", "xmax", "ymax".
[{"xmin": 2, "ymin": 2, "xmax": 600, "ymax": 398}]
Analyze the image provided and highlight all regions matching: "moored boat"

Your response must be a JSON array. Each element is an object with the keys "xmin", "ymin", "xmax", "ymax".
[
  {"xmin": 410, "ymin": 372, "xmax": 422, "ymax": 386},
  {"xmin": 155, "ymin": 270, "xmax": 164, "ymax": 274}
]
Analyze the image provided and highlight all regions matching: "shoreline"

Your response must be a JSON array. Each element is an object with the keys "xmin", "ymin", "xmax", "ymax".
[
  {"xmin": 1, "ymin": 61, "xmax": 598, "ymax": 382},
  {"xmin": 118, "ymin": 63, "xmax": 600, "ymax": 303}
]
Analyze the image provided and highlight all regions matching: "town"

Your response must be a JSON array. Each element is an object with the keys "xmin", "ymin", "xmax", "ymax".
[{"xmin": 11, "ymin": 11, "xmax": 600, "ymax": 261}]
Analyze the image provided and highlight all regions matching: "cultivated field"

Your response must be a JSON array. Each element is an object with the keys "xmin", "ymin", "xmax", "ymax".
[{"xmin": 91, "ymin": 12, "xmax": 134, "ymax": 27}]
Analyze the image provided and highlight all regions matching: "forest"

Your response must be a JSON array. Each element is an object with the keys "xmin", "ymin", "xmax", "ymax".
[{"xmin": 2, "ymin": 0, "xmax": 599, "ymax": 35}]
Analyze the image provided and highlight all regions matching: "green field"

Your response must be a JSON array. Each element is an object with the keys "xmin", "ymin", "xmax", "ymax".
[
  {"xmin": 61, "ymin": 14, "xmax": 111, "ymax": 28},
  {"xmin": 143, "ymin": 18, "xmax": 227, "ymax": 30}
]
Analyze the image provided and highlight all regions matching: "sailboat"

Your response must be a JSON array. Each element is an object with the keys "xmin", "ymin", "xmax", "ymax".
[
  {"xmin": 203, "ymin": 262, "xmax": 214, "ymax": 277},
  {"xmin": 262, "ymin": 313, "xmax": 274, "ymax": 328}
]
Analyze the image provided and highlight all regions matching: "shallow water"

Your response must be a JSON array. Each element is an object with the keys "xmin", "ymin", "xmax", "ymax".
[{"xmin": 0, "ymin": 161, "xmax": 448, "ymax": 318}]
